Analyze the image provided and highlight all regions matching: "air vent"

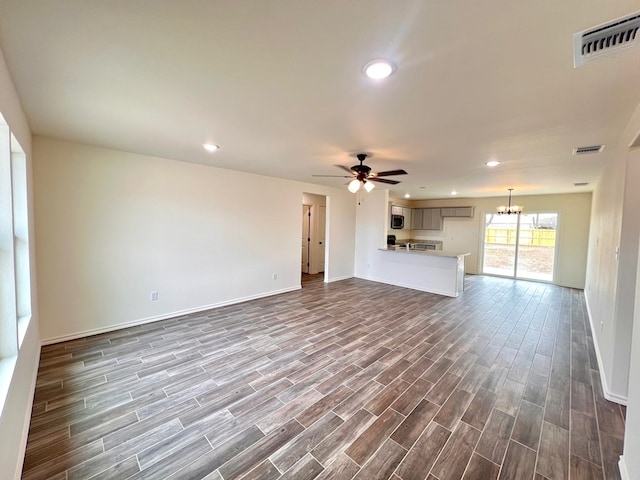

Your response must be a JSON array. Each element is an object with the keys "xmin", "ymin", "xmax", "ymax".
[
  {"xmin": 573, "ymin": 12, "xmax": 640, "ymax": 67},
  {"xmin": 574, "ymin": 182, "xmax": 589, "ymax": 187},
  {"xmin": 573, "ymin": 145, "xmax": 605, "ymax": 155}
]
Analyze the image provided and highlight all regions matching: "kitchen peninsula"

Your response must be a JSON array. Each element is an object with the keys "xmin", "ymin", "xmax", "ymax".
[{"xmin": 376, "ymin": 247, "xmax": 470, "ymax": 297}]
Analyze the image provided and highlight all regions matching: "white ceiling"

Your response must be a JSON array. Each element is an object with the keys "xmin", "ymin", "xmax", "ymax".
[{"xmin": 0, "ymin": 1, "xmax": 639, "ymax": 199}]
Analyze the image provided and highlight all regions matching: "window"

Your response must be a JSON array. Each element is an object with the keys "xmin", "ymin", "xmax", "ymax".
[{"xmin": 0, "ymin": 112, "xmax": 31, "ymax": 413}]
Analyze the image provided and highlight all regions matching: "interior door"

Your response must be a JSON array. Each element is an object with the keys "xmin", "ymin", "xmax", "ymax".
[
  {"xmin": 318, "ymin": 205, "xmax": 326, "ymax": 273},
  {"xmin": 301, "ymin": 205, "xmax": 311, "ymax": 273}
]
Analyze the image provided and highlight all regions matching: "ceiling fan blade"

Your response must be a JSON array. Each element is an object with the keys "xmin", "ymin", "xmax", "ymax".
[
  {"xmin": 371, "ymin": 169, "xmax": 408, "ymax": 177},
  {"xmin": 311, "ymin": 174, "xmax": 353, "ymax": 178},
  {"xmin": 370, "ymin": 178, "xmax": 401, "ymax": 185},
  {"xmin": 336, "ymin": 165, "xmax": 355, "ymax": 173}
]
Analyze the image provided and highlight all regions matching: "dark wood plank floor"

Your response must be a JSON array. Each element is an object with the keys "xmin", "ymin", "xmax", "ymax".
[{"xmin": 23, "ymin": 275, "xmax": 626, "ymax": 480}]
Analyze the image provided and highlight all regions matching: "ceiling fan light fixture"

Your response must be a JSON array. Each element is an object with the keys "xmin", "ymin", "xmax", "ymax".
[
  {"xmin": 364, "ymin": 181, "xmax": 375, "ymax": 192},
  {"xmin": 348, "ymin": 178, "xmax": 361, "ymax": 193},
  {"xmin": 486, "ymin": 160, "xmax": 500, "ymax": 167},
  {"xmin": 364, "ymin": 60, "xmax": 395, "ymax": 79}
]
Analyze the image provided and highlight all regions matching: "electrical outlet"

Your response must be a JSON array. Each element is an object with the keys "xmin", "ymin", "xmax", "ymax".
[
  {"xmin": 272, "ymin": 273, "xmax": 277, "ymax": 280},
  {"xmin": 151, "ymin": 291, "xmax": 159, "ymax": 301}
]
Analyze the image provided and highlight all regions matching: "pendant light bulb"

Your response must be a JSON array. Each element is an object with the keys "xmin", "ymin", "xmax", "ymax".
[
  {"xmin": 364, "ymin": 181, "xmax": 375, "ymax": 192},
  {"xmin": 348, "ymin": 178, "xmax": 361, "ymax": 193}
]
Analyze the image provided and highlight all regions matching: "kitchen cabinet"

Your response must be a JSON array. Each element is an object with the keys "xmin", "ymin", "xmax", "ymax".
[
  {"xmin": 422, "ymin": 208, "xmax": 442, "ymax": 230},
  {"xmin": 411, "ymin": 208, "xmax": 423, "ymax": 230},
  {"xmin": 391, "ymin": 205, "xmax": 403, "ymax": 216},
  {"xmin": 440, "ymin": 207, "xmax": 475, "ymax": 217},
  {"xmin": 409, "ymin": 208, "xmax": 442, "ymax": 230},
  {"xmin": 402, "ymin": 207, "xmax": 412, "ymax": 229}
]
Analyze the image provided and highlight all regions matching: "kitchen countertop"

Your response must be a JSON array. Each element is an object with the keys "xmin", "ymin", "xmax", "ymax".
[{"xmin": 379, "ymin": 246, "xmax": 470, "ymax": 258}]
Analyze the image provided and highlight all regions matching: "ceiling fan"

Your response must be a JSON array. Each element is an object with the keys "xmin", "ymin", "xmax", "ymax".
[{"xmin": 312, "ymin": 153, "xmax": 408, "ymax": 193}]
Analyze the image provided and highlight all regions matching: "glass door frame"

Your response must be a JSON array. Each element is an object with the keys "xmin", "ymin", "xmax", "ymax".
[{"xmin": 481, "ymin": 211, "xmax": 559, "ymax": 282}]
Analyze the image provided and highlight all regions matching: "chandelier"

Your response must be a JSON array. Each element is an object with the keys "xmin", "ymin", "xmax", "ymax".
[{"xmin": 496, "ymin": 188, "xmax": 523, "ymax": 215}]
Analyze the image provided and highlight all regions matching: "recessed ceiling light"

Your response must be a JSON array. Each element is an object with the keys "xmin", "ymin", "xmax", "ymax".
[
  {"xmin": 451, "ymin": 190, "xmax": 458, "ymax": 196},
  {"xmin": 486, "ymin": 160, "xmax": 500, "ymax": 167},
  {"xmin": 404, "ymin": 193, "xmax": 411, "ymax": 198},
  {"xmin": 203, "ymin": 143, "xmax": 219, "ymax": 153},
  {"xmin": 364, "ymin": 60, "xmax": 396, "ymax": 79}
]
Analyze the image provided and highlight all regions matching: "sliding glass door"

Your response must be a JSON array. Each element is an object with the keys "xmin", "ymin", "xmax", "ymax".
[{"xmin": 483, "ymin": 212, "xmax": 557, "ymax": 281}]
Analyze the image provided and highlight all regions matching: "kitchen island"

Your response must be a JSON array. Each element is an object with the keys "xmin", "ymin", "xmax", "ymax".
[{"xmin": 375, "ymin": 247, "xmax": 470, "ymax": 297}]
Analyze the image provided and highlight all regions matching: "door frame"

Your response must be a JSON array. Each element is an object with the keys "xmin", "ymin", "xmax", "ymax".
[
  {"xmin": 302, "ymin": 204, "xmax": 311, "ymax": 274},
  {"xmin": 301, "ymin": 193, "xmax": 328, "ymax": 282},
  {"xmin": 480, "ymin": 211, "xmax": 559, "ymax": 282}
]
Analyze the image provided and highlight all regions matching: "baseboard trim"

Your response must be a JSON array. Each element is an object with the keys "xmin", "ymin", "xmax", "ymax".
[
  {"xmin": 41, "ymin": 286, "xmax": 301, "ymax": 345},
  {"xmin": 619, "ymin": 456, "xmax": 630, "ymax": 480},
  {"xmin": 584, "ymin": 293, "xmax": 628, "ymax": 405},
  {"xmin": 325, "ymin": 274, "xmax": 353, "ymax": 283}
]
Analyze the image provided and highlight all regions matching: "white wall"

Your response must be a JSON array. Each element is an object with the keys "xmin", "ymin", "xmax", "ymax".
[
  {"xmin": 0, "ymin": 46, "xmax": 40, "ymax": 479},
  {"xmin": 584, "ymin": 98, "xmax": 640, "ymax": 404},
  {"xmin": 390, "ymin": 192, "xmax": 592, "ymax": 288},
  {"xmin": 33, "ymin": 137, "xmax": 356, "ymax": 342},
  {"xmin": 354, "ymin": 189, "xmax": 389, "ymax": 279},
  {"xmin": 621, "ymin": 235, "xmax": 640, "ymax": 479}
]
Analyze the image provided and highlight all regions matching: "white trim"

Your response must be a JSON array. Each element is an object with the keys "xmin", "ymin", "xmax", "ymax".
[
  {"xmin": 13, "ymin": 341, "xmax": 40, "ymax": 480},
  {"xmin": 0, "ymin": 356, "xmax": 17, "ymax": 417},
  {"xmin": 619, "ymin": 456, "xmax": 630, "ymax": 480},
  {"xmin": 584, "ymin": 293, "xmax": 628, "ymax": 405},
  {"xmin": 41, "ymin": 286, "xmax": 301, "ymax": 345},
  {"xmin": 325, "ymin": 274, "xmax": 353, "ymax": 283}
]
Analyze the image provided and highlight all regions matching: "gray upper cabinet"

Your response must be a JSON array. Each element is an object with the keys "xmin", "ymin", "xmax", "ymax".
[
  {"xmin": 440, "ymin": 207, "xmax": 456, "ymax": 217},
  {"xmin": 409, "ymin": 208, "xmax": 442, "ymax": 230},
  {"xmin": 422, "ymin": 208, "xmax": 442, "ymax": 230},
  {"xmin": 402, "ymin": 207, "xmax": 412, "ymax": 229},
  {"xmin": 455, "ymin": 206, "xmax": 474, "ymax": 217},
  {"xmin": 440, "ymin": 206, "xmax": 475, "ymax": 218},
  {"xmin": 411, "ymin": 208, "xmax": 423, "ymax": 230}
]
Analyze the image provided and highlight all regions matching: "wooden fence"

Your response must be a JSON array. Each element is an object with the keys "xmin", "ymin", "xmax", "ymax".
[{"xmin": 485, "ymin": 228, "xmax": 556, "ymax": 247}]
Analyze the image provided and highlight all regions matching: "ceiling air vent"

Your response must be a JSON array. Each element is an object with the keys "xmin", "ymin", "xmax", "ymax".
[
  {"xmin": 574, "ymin": 182, "xmax": 589, "ymax": 187},
  {"xmin": 573, "ymin": 145, "xmax": 605, "ymax": 155},
  {"xmin": 573, "ymin": 12, "xmax": 640, "ymax": 67}
]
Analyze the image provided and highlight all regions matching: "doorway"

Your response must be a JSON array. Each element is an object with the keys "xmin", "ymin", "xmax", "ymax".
[
  {"xmin": 301, "ymin": 193, "xmax": 327, "ymax": 281},
  {"xmin": 302, "ymin": 204, "xmax": 311, "ymax": 274},
  {"xmin": 482, "ymin": 212, "xmax": 558, "ymax": 281}
]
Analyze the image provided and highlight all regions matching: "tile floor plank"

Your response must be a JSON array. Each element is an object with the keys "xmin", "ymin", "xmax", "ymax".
[
  {"xmin": 475, "ymin": 409, "xmax": 516, "ymax": 465},
  {"xmin": 395, "ymin": 422, "xmax": 451, "ymax": 480},
  {"xmin": 390, "ymin": 399, "xmax": 440, "ymax": 450},
  {"xmin": 430, "ymin": 422, "xmax": 481, "ymax": 480}
]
